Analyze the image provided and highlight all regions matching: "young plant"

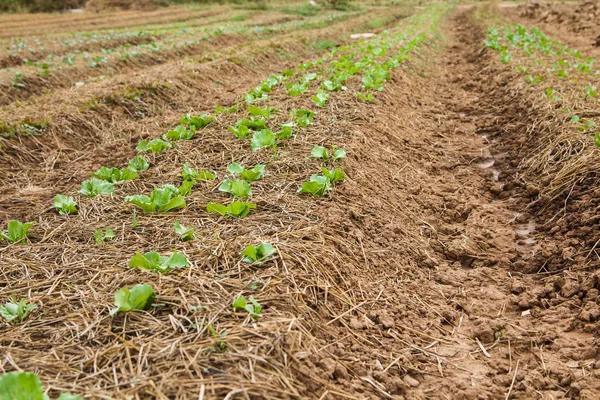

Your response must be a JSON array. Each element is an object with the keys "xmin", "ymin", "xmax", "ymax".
[
  {"xmin": 357, "ymin": 92, "xmax": 375, "ymax": 103},
  {"xmin": 292, "ymin": 109, "xmax": 315, "ymax": 127},
  {"xmin": 310, "ymin": 145, "xmax": 346, "ymax": 161},
  {"xmin": 163, "ymin": 125, "xmax": 195, "ymax": 141},
  {"xmin": 136, "ymin": 138, "xmax": 172, "ymax": 153},
  {"xmin": 0, "ymin": 298, "xmax": 37, "ymax": 323},
  {"xmin": 174, "ymin": 220, "xmax": 194, "ymax": 241},
  {"xmin": 298, "ymin": 175, "xmax": 331, "ymax": 197},
  {"xmin": 218, "ymin": 179, "xmax": 252, "ymax": 199},
  {"xmin": 312, "ymin": 90, "xmax": 329, "ymax": 107},
  {"xmin": 180, "ymin": 113, "xmax": 215, "ymax": 129},
  {"xmin": 251, "ymin": 129, "xmax": 276, "ymax": 151},
  {"xmin": 128, "ymin": 155, "xmax": 150, "ymax": 171},
  {"xmin": 0, "ymin": 371, "xmax": 82, "ymax": 400},
  {"xmin": 94, "ymin": 228, "xmax": 115, "ymax": 243},
  {"xmin": 227, "ymin": 163, "xmax": 266, "ymax": 181},
  {"xmin": 228, "ymin": 124, "xmax": 250, "ymax": 138},
  {"xmin": 109, "ymin": 284, "xmax": 156, "ymax": 316},
  {"xmin": 0, "ymin": 220, "xmax": 35, "ymax": 243},
  {"xmin": 125, "ymin": 185, "xmax": 186, "ymax": 212},
  {"xmin": 584, "ymin": 85, "xmax": 598, "ymax": 99},
  {"xmin": 232, "ymin": 295, "xmax": 262, "ymax": 319},
  {"xmin": 321, "ymin": 167, "xmax": 346, "ymax": 184},
  {"xmin": 181, "ymin": 162, "xmax": 215, "ymax": 182},
  {"xmin": 248, "ymin": 105, "xmax": 277, "ymax": 118},
  {"xmin": 92, "ymin": 167, "xmax": 138, "ymax": 183},
  {"xmin": 53, "ymin": 194, "xmax": 77, "ymax": 215},
  {"xmin": 128, "ymin": 251, "xmax": 189, "ymax": 273},
  {"xmin": 242, "ymin": 243, "xmax": 276, "ymax": 266},
  {"xmin": 79, "ymin": 178, "xmax": 114, "ymax": 197},
  {"xmin": 206, "ymin": 201, "xmax": 256, "ymax": 218}
]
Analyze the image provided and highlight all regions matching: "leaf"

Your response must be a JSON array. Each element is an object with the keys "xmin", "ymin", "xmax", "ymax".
[
  {"xmin": 228, "ymin": 125, "xmax": 250, "ymax": 138},
  {"xmin": 174, "ymin": 221, "xmax": 195, "ymax": 241},
  {"xmin": 179, "ymin": 113, "xmax": 215, "ymax": 129},
  {"xmin": 53, "ymin": 194, "xmax": 77, "ymax": 215},
  {"xmin": 247, "ymin": 106, "xmax": 276, "ymax": 118},
  {"xmin": 110, "ymin": 284, "xmax": 156, "ymax": 316},
  {"xmin": 311, "ymin": 145, "xmax": 328, "ymax": 159},
  {"xmin": 276, "ymin": 124, "xmax": 293, "ymax": 140},
  {"xmin": 312, "ymin": 90, "xmax": 329, "ymax": 107},
  {"xmin": 0, "ymin": 299, "xmax": 37, "ymax": 323},
  {"xmin": 125, "ymin": 186, "xmax": 186, "ymax": 212},
  {"xmin": 94, "ymin": 229, "xmax": 114, "ymax": 244},
  {"xmin": 232, "ymin": 296, "xmax": 247, "ymax": 310},
  {"xmin": 79, "ymin": 178, "xmax": 114, "ymax": 197},
  {"xmin": 322, "ymin": 167, "xmax": 346, "ymax": 184},
  {"xmin": 136, "ymin": 138, "xmax": 172, "ymax": 153},
  {"xmin": 218, "ymin": 179, "xmax": 252, "ymax": 199},
  {"xmin": 57, "ymin": 393, "xmax": 83, "ymax": 400},
  {"xmin": 242, "ymin": 242, "xmax": 276, "ymax": 266},
  {"xmin": 181, "ymin": 162, "xmax": 214, "ymax": 182},
  {"xmin": 237, "ymin": 117, "xmax": 267, "ymax": 131},
  {"xmin": 1, "ymin": 220, "xmax": 35, "ymax": 243},
  {"xmin": 251, "ymin": 129, "xmax": 276, "ymax": 151},
  {"xmin": 128, "ymin": 155, "xmax": 150, "ymax": 171},
  {"xmin": 92, "ymin": 167, "xmax": 138, "ymax": 183},
  {"xmin": 128, "ymin": 251, "xmax": 189, "ymax": 273},
  {"xmin": 0, "ymin": 371, "xmax": 45, "ymax": 400},
  {"xmin": 206, "ymin": 201, "xmax": 256, "ymax": 218},
  {"xmin": 298, "ymin": 175, "xmax": 331, "ymax": 197},
  {"xmin": 163, "ymin": 125, "xmax": 195, "ymax": 141},
  {"xmin": 332, "ymin": 148, "xmax": 346, "ymax": 160}
]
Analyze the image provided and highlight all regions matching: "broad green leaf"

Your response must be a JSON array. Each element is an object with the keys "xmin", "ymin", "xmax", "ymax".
[
  {"xmin": 242, "ymin": 242, "xmax": 276, "ymax": 266},
  {"xmin": 0, "ymin": 371, "xmax": 44, "ymax": 400},
  {"xmin": 92, "ymin": 167, "xmax": 138, "ymax": 183},
  {"xmin": 232, "ymin": 295, "xmax": 262, "ymax": 319},
  {"xmin": 125, "ymin": 185, "xmax": 186, "ymax": 212},
  {"xmin": 163, "ymin": 125, "xmax": 195, "ymax": 141},
  {"xmin": 128, "ymin": 251, "xmax": 189, "ymax": 273},
  {"xmin": 53, "ymin": 194, "xmax": 77, "ymax": 215},
  {"xmin": 79, "ymin": 178, "xmax": 114, "ymax": 197},
  {"xmin": 228, "ymin": 163, "xmax": 266, "ymax": 181},
  {"xmin": 298, "ymin": 175, "xmax": 331, "ymax": 197},
  {"xmin": 174, "ymin": 221, "xmax": 194, "ymax": 241},
  {"xmin": 322, "ymin": 167, "xmax": 346, "ymax": 184},
  {"xmin": 0, "ymin": 220, "xmax": 35, "ymax": 243},
  {"xmin": 332, "ymin": 148, "xmax": 346, "ymax": 160},
  {"xmin": 110, "ymin": 284, "xmax": 156, "ymax": 316},
  {"xmin": 0, "ymin": 299, "xmax": 37, "ymax": 323},
  {"xmin": 312, "ymin": 90, "xmax": 329, "ymax": 107},
  {"xmin": 94, "ymin": 228, "xmax": 114, "ymax": 244},
  {"xmin": 248, "ymin": 106, "xmax": 276, "ymax": 118},
  {"xmin": 218, "ymin": 179, "xmax": 252, "ymax": 199},
  {"xmin": 206, "ymin": 201, "xmax": 256, "ymax": 218},
  {"xmin": 136, "ymin": 138, "xmax": 172, "ymax": 153},
  {"xmin": 227, "ymin": 163, "xmax": 245, "ymax": 174},
  {"xmin": 251, "ymin": 129, "xmax": 276, "ymax": 151},
  {"xmin": 181, "ymin": 162, "xmax": 215, "ymax": 182},
  {"xmin": 128, "ymin": 155, "xmax": 150, "ymax": 171},
  {"xmin": 232, "ymin": 296, "xmax": 247, "ymax": 310},
  {"xmin": 179, "ymin": 113, "xmax": 215, "ymax": 129},
  {"xmin": 228, "ymin": 125, "xmax": 250, "ymax": 138},
  {"xmin": 237, "ymin": 117, "xmax": 267, "ymax": 131},
  {"xmin": 276, "ymin": 124, "xmax": 293, "ymax": 140},
  {"xmin": 311, "ymin": 145, "xmax": 328, "ymax": 159}
]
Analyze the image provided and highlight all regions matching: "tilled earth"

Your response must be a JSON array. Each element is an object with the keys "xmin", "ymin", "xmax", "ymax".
[{"xmin": 1, "ymin": 3, "xmax": 600, "ymax": 399}]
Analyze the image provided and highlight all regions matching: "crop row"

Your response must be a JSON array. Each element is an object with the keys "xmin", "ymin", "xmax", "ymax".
[{"xmin": 0, "ymin": 4, "xmax": 450, "ymax": 396}]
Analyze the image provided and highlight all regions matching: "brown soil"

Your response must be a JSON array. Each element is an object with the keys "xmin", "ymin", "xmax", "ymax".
[{"xmin": 1, "ymin": 3, "xmax": 600, "ymax": 399}]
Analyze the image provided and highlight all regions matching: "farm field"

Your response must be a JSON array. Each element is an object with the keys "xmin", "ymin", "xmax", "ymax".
[{"xmin": 2, "ymin": 0, "xmax": 600, "ymax": 398}]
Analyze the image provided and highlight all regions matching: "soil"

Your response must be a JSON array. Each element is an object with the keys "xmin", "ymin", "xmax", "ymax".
[{"xmin": 1, "ymin": 2, "xmax": 600, "ymax": 399}]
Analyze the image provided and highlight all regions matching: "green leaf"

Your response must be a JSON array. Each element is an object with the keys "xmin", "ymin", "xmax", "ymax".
[
  {"xmin": 125, "ymin": 185, "xmax": 186, "ymax": 212},
  {"xmin": 232, "ymin": 296, "xmax": 247, "ymax": 310},
  {"xmin": 136, "ymin": 138, "xmax": 172, "ymax": 153},
  {"xmin": 0, "ymin": 299, "xmax": 37, "ymax": 323},
  {"xmin": 163, "ymin": 125, "xmax": 195, "ymax": 141},
  {"xmin": 251, "ymin": 129, "xmax": 276, "ymax": 151},
  {"xmin": 312, "ymin": 90, "xmax": 329, "ymax": 107},
  {"xmin": 110, "ymin": 284, "xmax": 156, "ymax": 316},
  {"xmin": 242, "ymin": 242, "xmax": 276, "ymax": 266},
  {"xmin": 292, "ymin": 109, "xmax": 314, "ymax": 127},
  {"xmin": 311, "ymin": 145, "xmax": 328, "ymax": 159},
  {"xmin": 248, "ymin": 106, "xmax": 276, "ymax": 118},
  {"xmin": 179, "ymin": 113, "xmax": 215, "ymax": 129},
  {"xmin": 128, "ymin": 251, "xmax": 189, "ymax": 273},
  {"xmin": 228, "ymin": 125, "xmax": 250, "ymax": 138},
  {"xmin": 53, "ymin": 194, "xmax": 77, "ymax": 215},
  {"xmin": 92, "ymin": 167, "xmax": 138, "ymax": 183},
  {"xmin": 227, "ymin": 162, "xmax": 245, "ymax": 174},
  {"xmin": 595, "ymin": 133, "xmax": 600, "ymax": 148},
  {"xmin": 233, "ymin": 295, "xmax": 262, "ymax": 318},
  {"xmin": 57, "ymin": 393, "xmax": 83, "ymax": 400},
  {"xmin": 218, "ymin": 179, "xmax": 252, "ymax": 199},
  {"xmin": 228, "ymin": 163, "xmax": 266, "ymax": 181},
  {"xmin": 1, "ymin": 220, "xmax": 35, "ymax": 243},
  {"xmin": 322, "ymin": 167, "xmax": 346, "ymax": 184},
  {"xmin": 237, "ymin": 117, "xmax": 267, "ymax": 131},
  {"xmin": 0, "ymin": 371, "xmax": 45, "ymax": 400},
  {"xmin": 79, "ymin": 178, "xmax": 114, "ymax": 197},
  {"xmin": 298, "ymin": 175, "xmax": 331, "ymax": 197},
  {"xmin": 181, "ymin": 162, "xmax": 215, "ymax": 182},
  {"xmin": 276, "ymin": 124, "xmax": 294, "ymax": 140},
  {"xmin": 174, "ymin": 221, "xmax": 194, "ymax": 241},
  {"xmin": 206, "ymin": 201, "xmax": 256, "ymax": 218},
  {"xmin": 332, "ymin": 148, "xmax": 346, "ymax": 160},
  {"xmin": 94, "ymin": 228, "xmax": 114, "ymax": 244},
  {"xmin": 128, "ymin": 155, "xmax": 150, "ymax": 171}
]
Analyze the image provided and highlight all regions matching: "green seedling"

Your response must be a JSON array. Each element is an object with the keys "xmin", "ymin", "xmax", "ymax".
[
  {"xmin": 206, "ymin": 201, "xmax": 256, "ymax": 218},
  {"xmin": 125, "ymin": 185, "xmax": 186, "ymax": 212},
  {"xmin": 163, "ymin": 125, "xmax": 195, "ymax": 141},
  {"xmin": 227, "ymin": 163, "xmax": 266, "ymax": 181},
  {"xmin": 310, "ymin": 145, "xmax": 346, "ymax": 161},
  {"xmin": 232, "ymin": 295, "xmax": 262, "ymax": 319},
  {"xmin": 0, "ymin": 371, "xmax": 82, "ymax": 400},
  {"xmin": 241, "ymin": 242, "xmax": 276, "ymax": 266},
  {"xmin": 128, "ymin": 155, "xmax": 150, "ymax": 171},
  {"xmin": 312, "ymin": 90, "xmax": 329, "ymax": 107},
  {"xmin": 0, "ymin": 220, "xmax": 35, "ymax": 243},
  {"xmin": 53, "ymin": 194, "xmax": 77, "ymax": 215},
  {"xmin": 136, "ymin": 138, "xmax": 172, "ymax": 153},
  {"xmin": 94, "ymin": 228, "xmax": 114, "ymax": 244},
  {"xmin": 174, "ymin": 221, "xmax": 194, "ymax": 241},
  {"xmin": 128, "ymin": 251, "xmax": 189, "ymax": 273},
  {"xmin": 179, "ymin": 113, "xmax": 215, "ymax": 129},
  {"xmin": 109, "ymin": 284, "xmax": 156, "ymax": 316},
  {"xmin": 218, "ymin": 179, "xmax": 252, "ymax": 199},
  {"xmin": 181, "ymin": 162, "xmax": 215, "ymax": 182},
  {"xmin": 0, "ymin": 299, "xmax": 37, "ymax": 323},
  {"xmin": 79, "ymin": 178, "xmax": 114, "ymax": 197},
  {"xmin": 92, "ymin": 167, "xmax": 138, "ymax": 183}
]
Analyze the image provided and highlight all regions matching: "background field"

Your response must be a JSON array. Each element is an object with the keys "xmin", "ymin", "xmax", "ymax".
[{"xmin": 1, "ymin": 1, "xmax": 600, "ymax": 399}]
